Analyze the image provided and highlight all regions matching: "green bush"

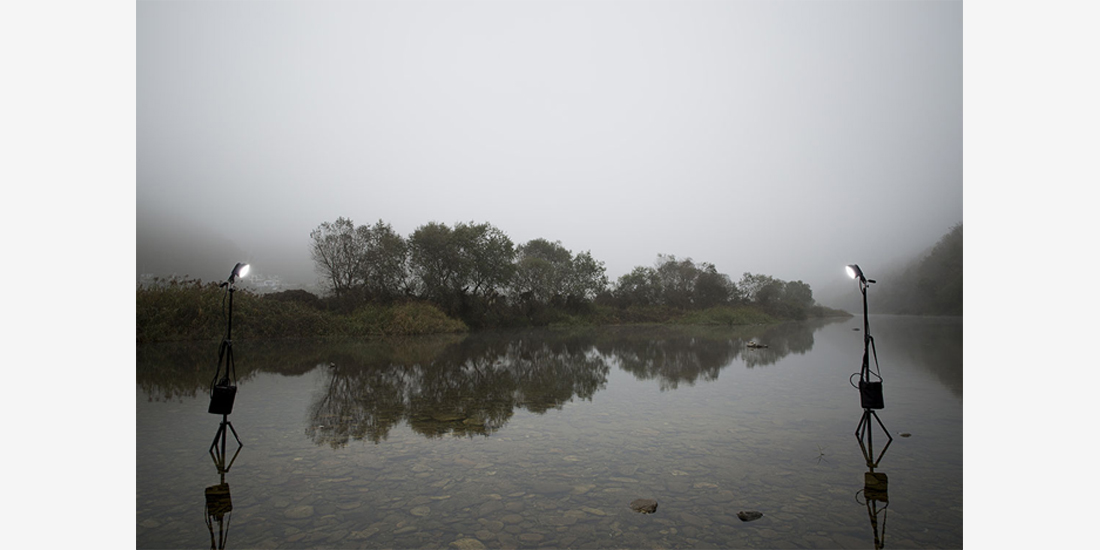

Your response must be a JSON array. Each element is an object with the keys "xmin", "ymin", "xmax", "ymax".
[{"xmin": 385, "ymin": 302, "xmax": 469, "ymax": 335}]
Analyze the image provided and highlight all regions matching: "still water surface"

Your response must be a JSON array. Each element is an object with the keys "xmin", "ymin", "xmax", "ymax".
[{"xmin": 137, "ymin": 316, "xmax": 962, "ymax": 549}]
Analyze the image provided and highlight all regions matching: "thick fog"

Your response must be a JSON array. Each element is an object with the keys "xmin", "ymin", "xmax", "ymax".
[{"xmin": 137, "ymin": 1, "xmax": 961, "ymax": 306}]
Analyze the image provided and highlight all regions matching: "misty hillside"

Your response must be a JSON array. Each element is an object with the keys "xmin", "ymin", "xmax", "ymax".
[
  {"xmin": 872, "ymin": 223, "xmax": 963, "ymax": 315},
  {"xmin": 136, "ymin": 209, "xmax": 245, "ymax": 282}
]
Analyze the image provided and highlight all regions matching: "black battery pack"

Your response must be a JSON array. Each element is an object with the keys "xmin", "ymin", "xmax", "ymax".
[
  {"xmin": 209, "ymin": 384, "xmax": 237, "ymax": 415},
  {"xmin": 859, "ymin": 380, "xmax": 884, "ymax": 410}
]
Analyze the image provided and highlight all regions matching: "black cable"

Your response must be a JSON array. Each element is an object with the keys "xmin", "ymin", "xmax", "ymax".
[
  {"xmin": 220, "ymin": 284, "xmax": 230, "ymax": 327},
  {"xmin": 211, "ymin": 283, "xmax": 235, "ymax": 392},
  {"xmin": 868, "ymin": 334, "xmax": 883, "ymax": 381},
  {"xmin": 210, "ymin": 340, "xmax": 230, "ymax": 392},
  {"xmin": 851, "ymin": 334, "xmax": 883, "ymax": 386}
]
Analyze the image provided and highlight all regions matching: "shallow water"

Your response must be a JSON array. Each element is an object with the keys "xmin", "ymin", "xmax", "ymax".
[{"xmin": 137, "ymin": 315, "xmax": 962, "ymax": 549}]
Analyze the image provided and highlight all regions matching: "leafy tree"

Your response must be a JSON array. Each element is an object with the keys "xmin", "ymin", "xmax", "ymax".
[
  {"xmin": 408, "ymin": 222, "xmax": 462, "ymax": 305},
  {"xmin": 778, "ymin": 280, "xmax": 814, "ymax": 319},
  {"xmin": 735, "ymin": 272, "xmax": 816, "ymax": 318},
  {"xmin": 783, "ymin": 280, "xmax": 813, "ymax": 307},
  {"xmin": 693, "ymin": 263, "xmax": 736, "ymax": 308},
  {"xmin": 613, "ymin": 266, "xmax": 662, "ymax": 307},
  {"xmin": 513, "ymin": 239, "xmax": 607, "ymax": 307},
  {"xmin": 518, "ymin": 238, "xmax": 573, "ymax": 265},
  {"xmin": 360, "ymin": 220, "xmax": 408, "ymax": 302},
  {"xmin": 513, "ymin": 256, "xmax": 557, "ymax": 304},
  {"xmin": 310, "ymin": 217, "xmax": 410, "ymax": 306},
  {"xmin": 738, "ymin": 273, "xmax": 782, "ymax": 306},
  {"xmin": 309, "ymin": 217, "xmax": 367, "ymax": 298},
  {"xmin": 614, "ymin": 256, "xmax": 741, "ymax": 310},
  {"xmin": 654, "ymin": 254, "xmax": 701, "ymax": 309},
  {"xmin": 513, "ymin": 239, "xmax": 572, "ymax": 303},
  {"xmin": 408, "ymin": 221, "xmax": 516, "ymax": 321},
  {"xmin": 453, "ymin": 221, "xmax": 516, "ymax": 301},
  {"xmin": 565, "ymin": 250, "xmax": 609, "ymax": 303}
]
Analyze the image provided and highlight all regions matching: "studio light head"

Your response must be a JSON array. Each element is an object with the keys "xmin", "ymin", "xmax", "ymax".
[
  {"xmin": 228, "ymin": 262, "xmax": 250, "ymax": 284},
  {"xmin": 845, "ymin": 264, "xmax": 864, "ymax": 282},
  {"xmin": 846, "ymin": 264, "xmax": 877, "ymax": 285}
]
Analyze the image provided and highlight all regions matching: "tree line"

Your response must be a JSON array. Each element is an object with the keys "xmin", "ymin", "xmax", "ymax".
[
  {"xmin": 308, "ymin": 217, "xmax": 823, "ymax": 327},
  {"xmin": 873, "ymin": 223, "xmax": 963, "ymax": 315}
]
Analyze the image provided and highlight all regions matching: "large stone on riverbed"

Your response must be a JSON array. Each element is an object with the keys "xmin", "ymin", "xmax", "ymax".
[
  {"xmin": 450, "ymin": 538, "xmax": 486, "ymax": 550},
  {"xmin": 737, "ymin": 510, "xmax": 764, "ymax": 522},
  {"xmin": 284, "ymin": 505, "xmax": 314, "ymax": 519},
  {"xmin": 629, "ymin": 499, "xmax": 658, "ymax": 514}
]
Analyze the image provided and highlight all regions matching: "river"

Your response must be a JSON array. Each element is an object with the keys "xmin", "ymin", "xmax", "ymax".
[{"xmin": 137, "ymin": 315, "xmax": 962, "ymax": 549}]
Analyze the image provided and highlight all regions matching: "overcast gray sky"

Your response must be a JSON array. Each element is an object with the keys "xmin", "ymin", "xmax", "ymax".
[{"xmin": 137, "ymin": 0, "xmax": 961, "ymax": 304}]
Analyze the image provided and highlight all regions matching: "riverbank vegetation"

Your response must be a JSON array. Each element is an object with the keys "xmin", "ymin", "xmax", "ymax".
[
  {"xmin": 136, "ymin": 278, "xmax": 848, "ymax": 343},
  {"xmin": 137, "ymin": 217, "xmax": 852, "ymax": 342},
  {"xmin": 873, "ymin": 223, "xmax": 963, "ymax": 315},
  {"xmin": 136, "ymin": 278, "xmax": 467, "ymax": 343}
]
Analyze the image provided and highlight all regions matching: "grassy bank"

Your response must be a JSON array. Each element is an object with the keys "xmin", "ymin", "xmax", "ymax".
[
  {"xmin": 137, "ymin": 279, "xmax": 467, "ymax": 343},
  {"xmin": 137, "ymin": 279, "xmax": 850, "ymax": 343},
  {"xmin": 533, "ymin": 303, "xmax": 850, "ymax": 329},
  {"xmin": 673, "ymin": 306, "xmax": 780, "ymax": 326}
]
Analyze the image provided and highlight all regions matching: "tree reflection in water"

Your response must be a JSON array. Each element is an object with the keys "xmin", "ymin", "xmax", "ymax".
[
  {"xmin": 307, "ymin": 330, "xmax": 611, "ymax": 447},
  {"xmin": 306, "ymin": 322, "xmax": 833, "ymax": 446},
  {"xmin": 599, "ymin": 321, "xmax": 829, "ymax": 388},
  {"xmin": 137, "ymin": 321, "xmax": 840, "ymax": 447}
]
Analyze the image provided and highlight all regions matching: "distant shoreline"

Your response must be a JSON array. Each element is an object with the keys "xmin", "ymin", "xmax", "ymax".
[{"xmin": 137, "ymin": 280, "xmax": 853, "ymax": 343}]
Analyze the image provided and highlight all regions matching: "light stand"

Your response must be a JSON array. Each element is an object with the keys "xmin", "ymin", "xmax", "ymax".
[
  {"xmin": 846, "ymin": 264, "xmax": 890, "ymax": 439},
  {"xmin": 846, "ymin": 264, "xmax": 891, "ymax": 446},
  {"xmin": 846, "ymin": 264, "xmax": 884, "ymax": 409},
  {"xmin": 209, "ymin": 263, "xmax": 247, "ymax": 472}
]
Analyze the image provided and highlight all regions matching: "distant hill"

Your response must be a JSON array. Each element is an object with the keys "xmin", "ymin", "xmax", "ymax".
[
  {"xmin": 136, "ymin": 209, "xmax": 246, "ymax": 283},
  {"xmin": 872, "ymin": 223, "xmax": 962, "ymax": 315}
]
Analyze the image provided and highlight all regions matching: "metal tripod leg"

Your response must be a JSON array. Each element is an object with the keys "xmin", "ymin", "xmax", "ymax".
[
  {"xmin": 209, "ymin": 415, "xmax": 243, "ymax": 474},
  {"xmin": 855, "ymin": 409, "xmax": 893, "ymax": 469}
]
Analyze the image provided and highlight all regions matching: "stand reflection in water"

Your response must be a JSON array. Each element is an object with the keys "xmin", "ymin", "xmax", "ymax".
[{"xmin": 856, "ymin": 406, "xmax": 892, "ymax": 550}]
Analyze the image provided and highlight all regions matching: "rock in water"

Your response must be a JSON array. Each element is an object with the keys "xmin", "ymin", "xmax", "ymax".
[
  {"xmin": 630, "ymin": 499, "xmax": 658, "ymax": 514},
  {"xmin": 737, "ymin": 511, "xmax": 763, "ymax": 522},
  {"xmin": 284, "ymin": 505, "xmax": 315, "ymax": 519},
  {"xmin": 450, "ymin": 538, "xmax": 486, "ymax": 550}
]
